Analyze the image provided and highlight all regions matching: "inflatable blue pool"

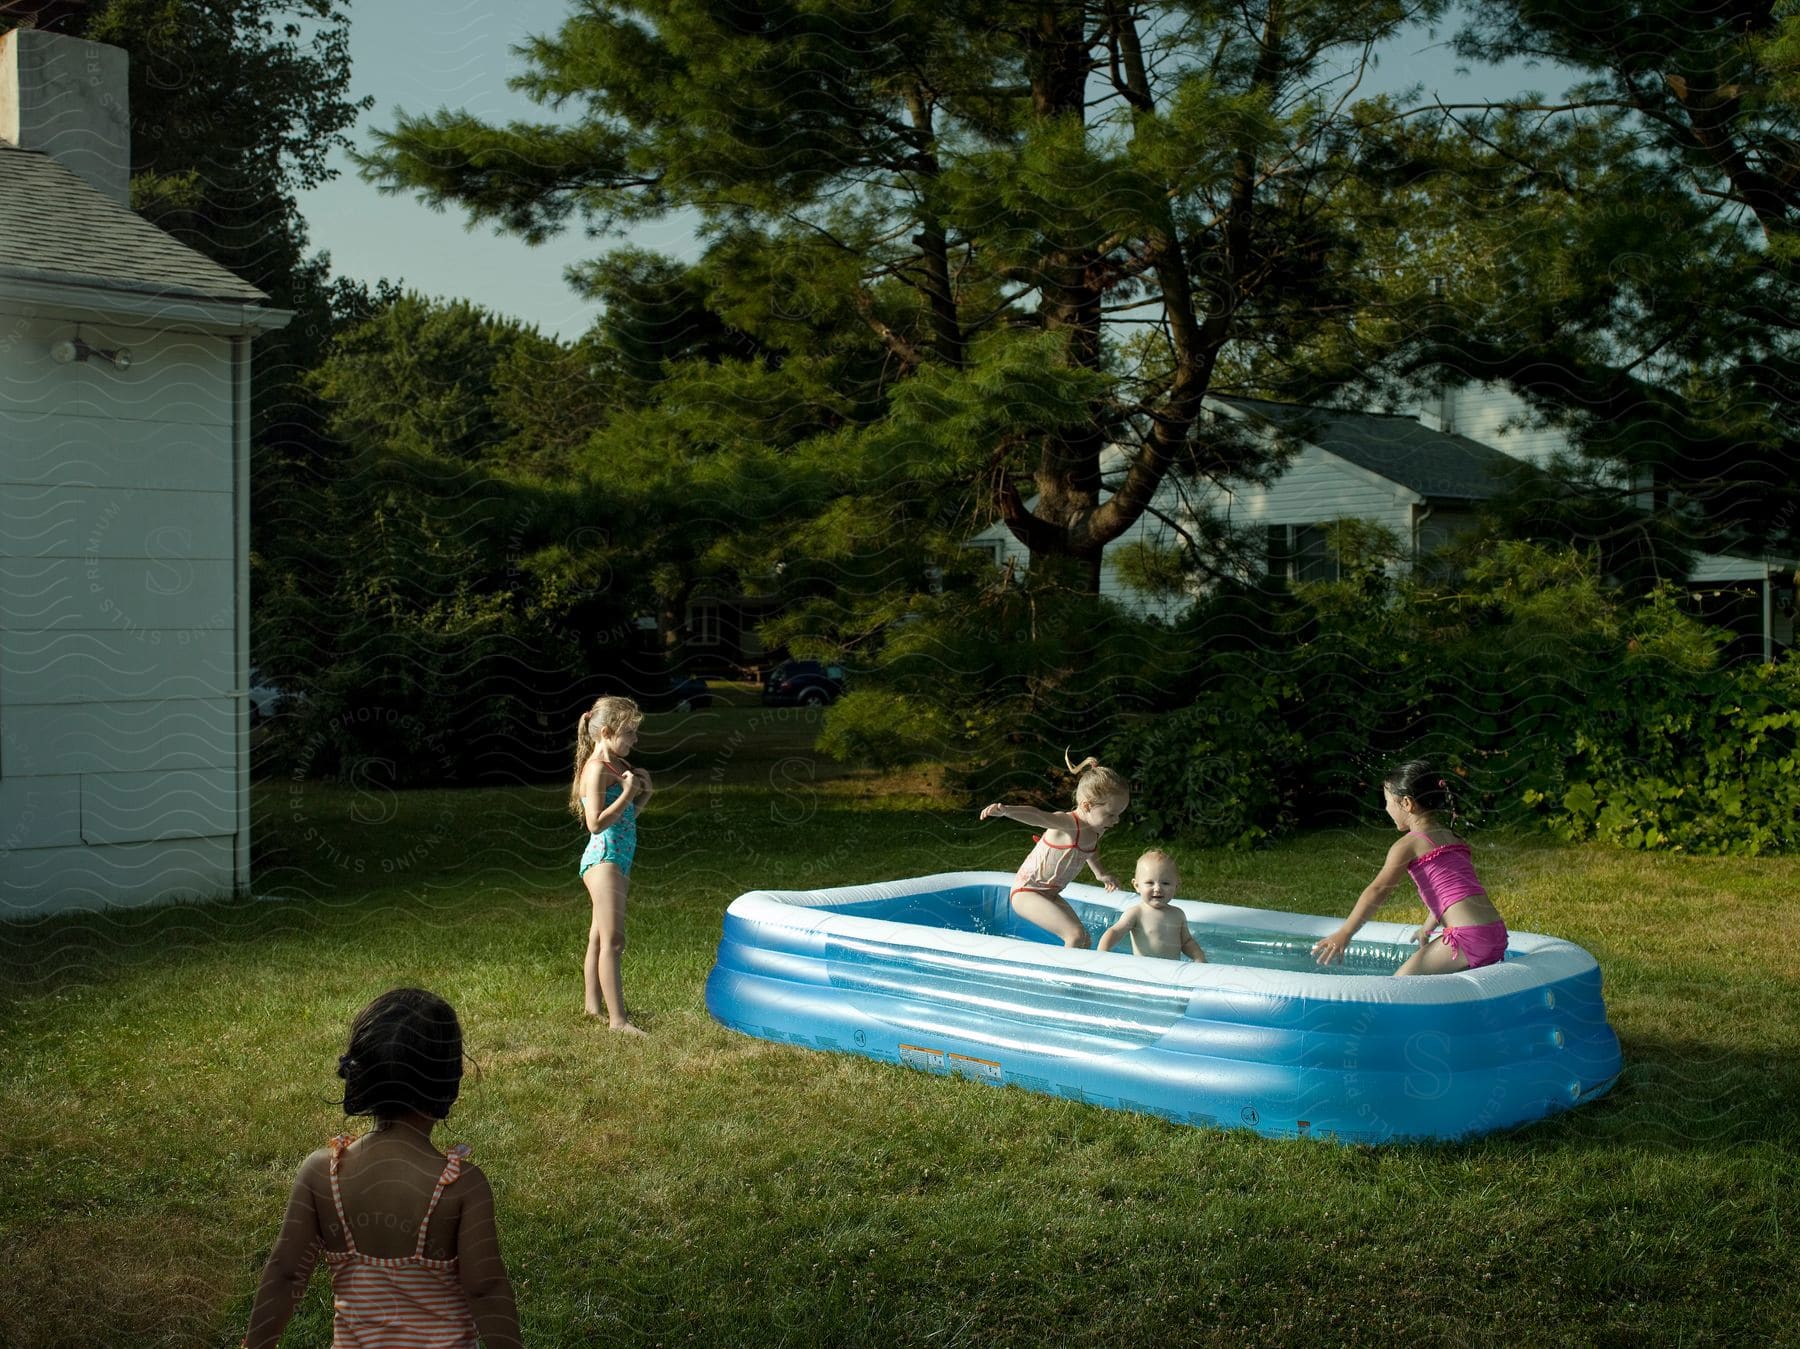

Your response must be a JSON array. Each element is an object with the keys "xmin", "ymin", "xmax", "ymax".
[{"xmin": 704, "ymin": 872, "xmax": 1622, "ymax": 1144}]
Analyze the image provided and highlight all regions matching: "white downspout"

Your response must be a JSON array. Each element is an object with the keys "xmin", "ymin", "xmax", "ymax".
[
  {"xmin": 1765, "ymin": 562, "xmax": 1775, "ymax": 665},
  {"xmin": 233, "ymin": 334, "xmax": 252, "ymax": 895}
]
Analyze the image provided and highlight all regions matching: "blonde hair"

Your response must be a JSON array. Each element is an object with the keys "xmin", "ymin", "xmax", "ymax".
[
  {"xmin": 1135, "ymin": 848, "xmax": 1178, "ymax": 878},
  {"xmin": 568, "ymin": 696, "xmax": 643, "ymax": 819},
  {"xmin": 1065, "ymin": 748, "xmax": 1129, "ymax": 807}
]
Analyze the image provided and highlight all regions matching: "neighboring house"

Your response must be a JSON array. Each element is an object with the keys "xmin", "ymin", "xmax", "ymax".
[
  {"xmin": 1207, "ymin": 395, "xmax": 1525, "ymax": 582},
  {"xmin": 974, "ymin": 383, "xmax": 1796, "ymax": 658},
  {"xmin": 680, "ymin": 588, "xmax": 780, "ymax": 676},
  {"xmin": 0, "ymin": 28, "xmax": 291, "ymax": 917}
]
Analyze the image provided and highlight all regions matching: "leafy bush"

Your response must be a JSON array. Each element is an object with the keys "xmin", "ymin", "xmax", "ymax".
[
  {"xmin": 255, "ymin": 294, "xmax": 658, "ymax": 785},
  {"xmin": 816, "ymin": 689, "xmax": 961, "ymax": 770},
  {"xmin": 1105, "ymin": 670, "xmax": 1305, "ymax": 848},
  {"xmin": 823, "ymin": 533, "xmax": 1793, "ymax": 855},
  {"xmin": 1526, "ymin": 657, "xmax": 1800, "ymax": 854},
  {"xmin": 1105, "ymin": 540, "xmax": 1791, "ymax": 854},
  {"xmin": 816, "ymin": 582, "xmax": 1206, "ymax": 801}
]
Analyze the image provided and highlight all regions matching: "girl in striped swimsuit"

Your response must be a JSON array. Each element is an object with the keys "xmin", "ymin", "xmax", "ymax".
[
  {"xmin": 244, "ymin": 988, "xmax": 520, "ymax": 1347},
  {"xmin": 980, "ymin": 751, "xmax": 1129, "ymax": 947},
  {"xmin": 1312, "ymin": 759, "xmax": 1509, "ymax": 974}
]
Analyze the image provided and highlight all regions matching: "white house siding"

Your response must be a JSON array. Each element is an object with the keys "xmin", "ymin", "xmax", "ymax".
[
  {"xmin": 1203, "ymin": 442, "xmax": 1420, "ymax": 536},
  {"xmin": 0, "ymin": 310, "xmax": 242, "ymax": 916},
  {"xmin": 80, "ymin": 767, "xmax": 236, "ymax": 843},
  {"xmin": 1096, "ymin": 505, "xmax": 1192, "ymax": 623},
  {"xmin": 1429, "ymin": 382, "xmax": 1573, "ymax": 469},
  {"xmin": 2, "ymin": 837, "xmax": 238, "ymax": 914},
  {"xmin": 1690, "ymin": 553, "xmax": 1783, "ymax": 584}
]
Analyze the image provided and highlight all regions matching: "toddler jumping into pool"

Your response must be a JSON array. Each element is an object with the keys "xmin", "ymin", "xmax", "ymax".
[
  {"xmin": 1098, "ymin": 850, "xmax": 1207, "ymax": 962},
  {"xmin": 980, "ymin": 750, "xmax": 1127, "ymax": 948},
  {"xmin": 1312, "ymin": 759, "xmax": 1509, "ymax": 975}
]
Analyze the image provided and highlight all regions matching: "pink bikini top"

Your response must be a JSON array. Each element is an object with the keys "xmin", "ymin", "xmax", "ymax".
[{"xmin": 1406, "ymin": 833, "xmax": 1486, "ymax": 923}]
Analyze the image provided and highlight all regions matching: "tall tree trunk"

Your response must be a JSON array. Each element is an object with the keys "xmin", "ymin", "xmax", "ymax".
[
  {"xmin": 905, "ymin": 85, "xmax": 965, "ymax": 369},
  {"xmin": 1021, "ymin": 3, "xmax": 1109, "ymax": 583}
]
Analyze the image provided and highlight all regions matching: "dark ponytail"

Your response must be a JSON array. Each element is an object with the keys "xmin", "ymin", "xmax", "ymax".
[
  {"xmin": 1383, "ymin": 759, "xmax": 1459, "ymax": 823},
  {"xmin": 336, "ymin": 987, "xmax": 465, "ymax": 1121}
]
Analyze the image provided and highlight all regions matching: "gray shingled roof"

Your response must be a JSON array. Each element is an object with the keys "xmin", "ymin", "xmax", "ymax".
[
  {"xmin": 0, "ymin": 144, "xmax": 267, "ymax": 303},
  {"xmin": 1214, "ymin": 395, "xmax": 1533, "ymax": 501}
]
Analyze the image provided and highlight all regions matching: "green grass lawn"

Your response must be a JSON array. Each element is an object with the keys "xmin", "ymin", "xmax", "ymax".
[{"xmin": 1, "ymin": 708, "xmax": 1795, "ymax": 1346}]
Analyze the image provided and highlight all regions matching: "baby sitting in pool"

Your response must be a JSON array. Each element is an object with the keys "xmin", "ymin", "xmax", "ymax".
[{"xmin": 1097, "ymin": 851, "xmax": 1207, "ymax": 962}]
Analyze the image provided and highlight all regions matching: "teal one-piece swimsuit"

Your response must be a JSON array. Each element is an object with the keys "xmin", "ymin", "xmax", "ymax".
[{"xmin": 579, "ymin": 779, "xmax": 637, "ymax": 876}]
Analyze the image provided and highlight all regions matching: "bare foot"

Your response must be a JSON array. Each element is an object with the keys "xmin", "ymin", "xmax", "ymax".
[{"xmin": 610, "ymin": 1020, "xmax": 647, "ymax": 1036}]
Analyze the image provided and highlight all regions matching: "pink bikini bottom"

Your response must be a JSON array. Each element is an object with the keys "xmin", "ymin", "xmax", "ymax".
[{"xmin": 1437, "ymin": 920, "xmax": 1509, "ymax": 969}]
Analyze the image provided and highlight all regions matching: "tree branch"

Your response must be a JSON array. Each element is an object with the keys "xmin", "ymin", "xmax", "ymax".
[{"xmin": 854, "ymin": 289, "xmax": 924, "ymax": 372}]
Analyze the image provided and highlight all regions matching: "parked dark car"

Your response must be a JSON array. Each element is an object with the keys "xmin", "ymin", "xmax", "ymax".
[{"xmin": 761, "ymin": 659, "xmax": 846, "ymax": 707}]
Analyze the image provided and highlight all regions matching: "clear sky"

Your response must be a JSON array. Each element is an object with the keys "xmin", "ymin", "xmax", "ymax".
[
  {"xmin": 292, "ymin": 0, "xmax": 696, "ymax": 338},
  {"xmin": 295, "ymin": 2, "xmax": 1567, "ymax": 340}
]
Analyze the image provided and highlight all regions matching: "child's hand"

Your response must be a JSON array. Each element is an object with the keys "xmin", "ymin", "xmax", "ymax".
[
  {"xmin": 1413, "ymin": 924, "xmax": 1435, "ymax": 946},
  {"xmin": 617, "ymin": 770, "xmax": 637, "ymax": 800},
  {"xmin": 1097, "ymin": 873, "xmax": 1119, "ymax": 892},
  {"xmin": 1311, "ymin": 929, "xmax": 1352, "ymax": 965},
  {"xmin": 633, "ymin": 766, "xmax": 654, "ymax": 804},
  {"xmin": 980, "ymin": 803, "xmax": 1007, "ymax": 820}
]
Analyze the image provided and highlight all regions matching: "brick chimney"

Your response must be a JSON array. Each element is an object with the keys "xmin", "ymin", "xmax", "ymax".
[{"xmin": 0, "ymin": 24, "xmax": 129, "ymax": 204}]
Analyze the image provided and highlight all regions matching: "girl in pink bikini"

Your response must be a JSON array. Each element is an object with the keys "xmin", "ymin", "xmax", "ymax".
[
  {"xmin": 980, "ymin": 751, "xmax": 1128, "ymax": 947},
  {"xmin": 1312, "ymin": 759, "xmax": 1509, "ymax": 974}
]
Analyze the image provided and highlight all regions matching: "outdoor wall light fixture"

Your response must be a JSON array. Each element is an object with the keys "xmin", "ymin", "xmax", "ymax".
[{"xmin": 50, "ymin": 335, "xmax": 133, "ymax": 370}]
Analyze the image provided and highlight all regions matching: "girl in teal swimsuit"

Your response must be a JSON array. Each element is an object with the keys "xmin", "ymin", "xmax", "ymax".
[{"xmin": 570, "ymin": 696, "xmax": 651, "ymax": 1032}]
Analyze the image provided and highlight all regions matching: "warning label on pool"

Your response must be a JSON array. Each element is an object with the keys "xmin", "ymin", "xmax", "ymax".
[
  {"xmin": 899, "ymin": 1043, "xmax": 947, "ymax": 1072},
  {"xmin": 949, "ymin": 1053, "xmax": 1003, "ymax": 1085}
]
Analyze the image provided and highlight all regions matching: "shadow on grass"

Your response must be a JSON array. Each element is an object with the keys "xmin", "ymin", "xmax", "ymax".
[{"xmin": 1533, "ymin": 1029, "xmax": 1800, "ymax": 1154}]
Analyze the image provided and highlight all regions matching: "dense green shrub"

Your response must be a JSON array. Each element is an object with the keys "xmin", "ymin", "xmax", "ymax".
[
  {"xmin": 254, "ymin": 293, "xmax": 649, "ymax": 785},
  {"xmin": 816, "ymin": 582, "xmax": 1206, "ymax": 801},
  {"xmin": 816, "ymin": 689, "xmax": 963, "ymax": 770},
  {"xmin": 822, "ymin": 534, "xmax": 1792, "ymax": 854},
  {"xmin": 1526, "ymin": 657, "xmax": 1800, "ymax": 854},
  {"xmin": 1101, "ymin": 540, "xmax": 1793, "ymax": 853},
  {"xmin": 1104, "ymin": 669, "xmax": 1305, "ymax": 848}
]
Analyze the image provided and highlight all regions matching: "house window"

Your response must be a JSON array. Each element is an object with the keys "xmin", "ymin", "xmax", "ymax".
[
  {"xmin": 1293, "ymin": 525, "xmax": 1335, "ymax": 582},
  {"xmin": 1415, "ymin": 509, "xmax": 1477, "ymax": 581},
  {"xmin": 688, "ymin": 601, "xmax": 721, "ymax": 646},
  {"xmin": 1630, "ymin": 464, "xmax": 1670, "ymax": 513},
  {"xmin": 1265, "ymin": 524, "xmax": 1338, "ymax": 583}
]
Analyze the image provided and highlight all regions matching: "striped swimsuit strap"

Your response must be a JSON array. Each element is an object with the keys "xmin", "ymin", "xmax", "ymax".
[{"xmin": 326, "ymin": 1135, "xmax": 470, "ymax": 1266}]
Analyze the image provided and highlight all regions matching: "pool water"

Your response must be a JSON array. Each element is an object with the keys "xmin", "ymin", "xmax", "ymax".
[
  {"xmin": 847, "ymin": 885, "xmax": 1411, "ymax": 976},
  {"xmin": 1072, "ymin": 900, "xmax": 1409, "ymax": 974}
]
